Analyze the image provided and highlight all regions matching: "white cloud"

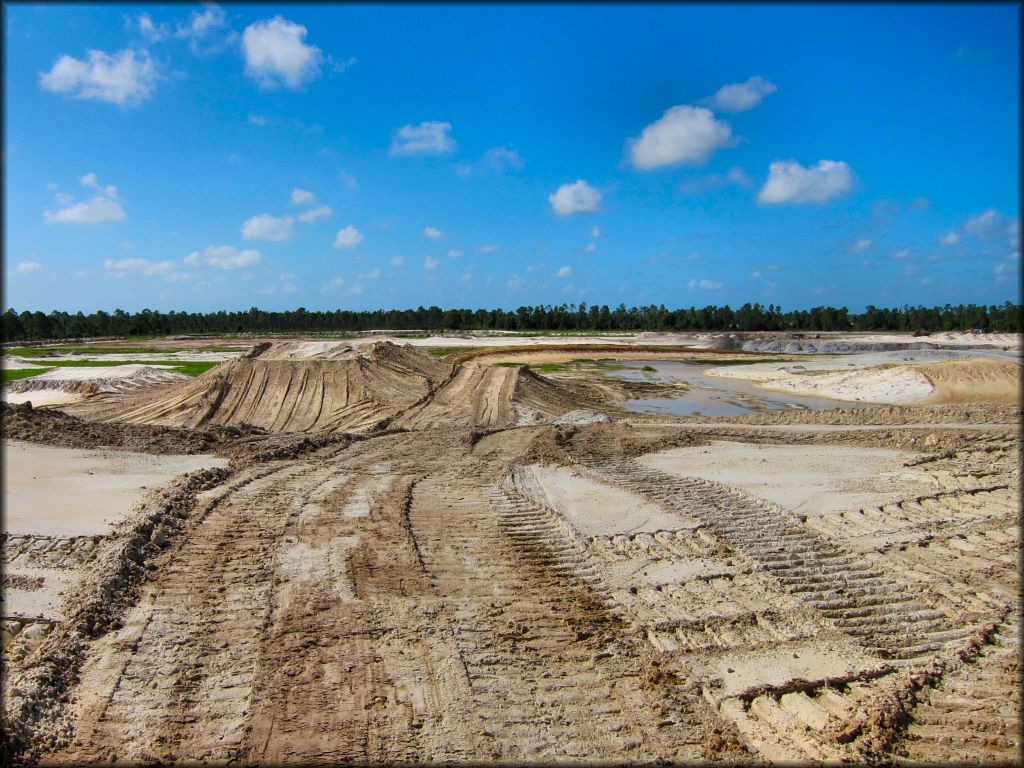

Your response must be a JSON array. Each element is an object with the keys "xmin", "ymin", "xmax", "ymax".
[
  {"xmin": 14, "ymin": 261, "xmax": 42, "ymax": 274},
  {"xmin": 556, "ymin": 266, "xmax": 572, "ymax": 278},
  {"xmin": 424, "ymin": 256, "xmax": 439, "ymax": 270},
  {"xmin": 591, "ymin": 225, "xmax": 601, "ymax": 238},
  {"xmin": 707, "ymin": 76, "xmax": 777, "ymax": 113},
  {"xmin": 448, "ymin": 248, "xmax": 462, "ymax": 258},
  {"xmin": 584, "ymin": 243, "xmax": 597, "ymax": 253},
  {"xmin": 348, "ymin": 283, "xmax": 366, "ymax": 296},
  {"xmin": 185, "ymin": 245, "xmax": 260, "ymax": 269},
  {"xmin": 459, "ymin": 270, "xmax": 472, "ymax": 283},
  {"xmin": 628, "ymin": 106, "xmax": 733, "ymax": 170},
  {"xmin": 848, "ymin": 238, "xmax": 873, "ymax": 254},
  {"xmin": 757, "ymin": 159, "xmax": 854, "ymax": 204},
  {"xmin": 964, "ymin": 208, "xmax": 1019, "ymax": 244},
  {"xmin": 243, "ymin": 16, "xmax": 322, "ymax": 89},
  {"xmin": 44, "ymin": 174, "xmax": 125, "ymax": 225},
  {"xmin": 249, "ymin": 113, "xmax": 269, "ymax": 127},
  {"xmin": 478, "ymin": 244, "xmax": 498, "ymax": 254},
  {"xmin": 677, "ymin": 166, "xmax": 753, "ymax": 195},
  {"xmin": 177, "ymin": 4, "xmax": 227, "ymax": 49},
  {"xmin": 890, "ymin": 248, "xmax": 912, "ymax": 260},
  {"xmin": 687, "ymin": 278, "xmax": 723, "ymax": 290},
  {"xmin": 45, "ymin": 196, "xmax": 126, "ymax": 225},
  {"xmin": 938, "ymin": 230, "xmax": 961, "ymax": 245},
  {"xmin": 390, "ymin": 121, "xmax": 456, "ymax": 156},
  {"xmin": 338, "ymin": 169, "xmax": 358, "ymax": 190},
  {"xmin": 549, "ymin": 180, "xmax": 602, "ymax": 216},
  {"xmin": 297, "ymin": 205, "xmax": 332, "ymax": 223},
  {"xmin": 390, "ymin": 256, "xmax": 405, "ymax": 268},
  {"xmin": 104, "ymin": 257, "xmax": 184, "ymax": 281},
  {"xmin": 424, "ymin": 226, "xmax": 443, "ymax": 239},
  {"xmin": 321, "ymin": 277, "xmax": 345, "ymax": 293},
  {"xmin": 132, "ymin": 13, "xmax": 168, "ymax": 42},
  {"xmin": 333, "ymin": 225, "xmax": 363, "ymax": 249},
  {"xmin": 242, "ymin": 214, "xmax": 294, "ymax": 241},
  {"xmin": 40, "ymin": 49, "xmax": 158, "ymax": 106},
  {"xmin": 456, "ymin": 146, "xmax": 524, "ymax": 178},
  {"xmin": 291, "ymin": 188, "xmax": 315, "ymax": 205},
  {"xmin": 360, "ymin": 267, "xmax": 381, "ymax": 280}
]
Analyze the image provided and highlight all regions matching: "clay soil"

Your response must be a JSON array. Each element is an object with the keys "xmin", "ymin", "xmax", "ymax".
[{"xmin": 1, "ymin": 339, "xmax": 1020, "ymax": 766}]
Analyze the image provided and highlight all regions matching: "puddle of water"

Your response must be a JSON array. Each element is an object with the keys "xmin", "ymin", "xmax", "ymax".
[{"xmin": 601, "ymin": 360, "xmax": 864, "ymax": 417}]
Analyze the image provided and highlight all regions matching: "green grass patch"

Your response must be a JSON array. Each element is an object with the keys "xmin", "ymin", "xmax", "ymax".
[
  {"xmin": 641, "ymin": 365, "xmax": 657, "ymax": 372},
  {"xmin": 5, "ymin": 344, "xmax": 249, "ymax": 357},
  {"xmin": 2, "ymin": 359, "xmax": 219, "ymax": 378},
  {"xmin": 2, "ymin": 368, "xmax": 48, "ymax": 384},
  {"xmin": 422, "ymin": 346, "xmax": 484, "ymax": 357},
  {"xmin": 490, "ymin": 361, "xmax": 569, "ymax": 373}
]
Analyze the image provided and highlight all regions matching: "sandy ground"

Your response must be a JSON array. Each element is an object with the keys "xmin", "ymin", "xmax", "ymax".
[
  {"xmin": 3, "ymin": 440, "xmax": 227, "ymax": 537},
  {"xmin": 640, "ymin": 442, "xmax": 938, "ymax": 518},
  {"xmin": 3, "ymin": 365, "xmax": 190, "ymax": 407},
  {"xmin": 2, "ymin": 441, "xmax": 226, "ymax": 622},
  {"xmin": 2, "ymin": 340, "xmax": 1020, "ymax": 765},
  {"xmin": 707, "ymin": 353, "xmax": 1021, "ymax": 405}
]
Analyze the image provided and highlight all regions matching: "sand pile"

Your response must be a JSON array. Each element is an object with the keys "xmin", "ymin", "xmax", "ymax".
[
  {"xmin": 4, "ymin": 365, "xmax": 190, "ymax": 407},
  {"xmin": 707, "ymin": 358, "xmax": 1021, "ymax": 406},
  {"xmin": 915, "ymin": 359, "xmax": 1022, "ymax": 404},
  {"xmin": 63, "ymin": 342, "xmax": 603, "ymax": 433}
]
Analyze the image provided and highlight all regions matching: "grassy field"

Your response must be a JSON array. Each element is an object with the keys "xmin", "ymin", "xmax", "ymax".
[{"xmin": 1, "ymin": 360, "xmax": 219, "ymax": 384}]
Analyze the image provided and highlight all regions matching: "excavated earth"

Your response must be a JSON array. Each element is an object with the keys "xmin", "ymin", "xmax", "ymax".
[{"xmin": 1, "ymin": 341, "xmax": 1020, "ymax": 765}]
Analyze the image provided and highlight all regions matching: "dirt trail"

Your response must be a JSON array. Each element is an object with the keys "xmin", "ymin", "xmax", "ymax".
[{"xmin": 5, "ymin": 340, "xmax": 1019, "ymax": 765}]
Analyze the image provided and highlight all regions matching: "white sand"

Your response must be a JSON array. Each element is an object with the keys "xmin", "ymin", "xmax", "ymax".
[
  {"xmin": 3, "ymin": 441, "xmax": 227, "ymax": 620},
  {"xmin": 3, "ymin": 389, "xmax": 84, "ymax": 406},
  {"xmin": 527, "ymin": 464, "xmax": 697, "ymax": 536},
  {"xmin": 640, "ymin": 441, "xmax": 936, "ymax": 518},
  {"xmin": 3, "ymin": 440, "xmax": 228, "ymax": 537}
]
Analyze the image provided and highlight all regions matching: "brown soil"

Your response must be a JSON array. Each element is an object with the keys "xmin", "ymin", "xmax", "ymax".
[{"xmin": 2, "ymin": 341, "xmax": 1018, "ymax": 765}]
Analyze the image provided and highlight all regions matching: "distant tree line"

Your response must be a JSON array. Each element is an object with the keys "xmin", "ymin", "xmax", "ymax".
[{"xmin": 1, "ymin": 302, "xmax": 1020, "ymax": 343}]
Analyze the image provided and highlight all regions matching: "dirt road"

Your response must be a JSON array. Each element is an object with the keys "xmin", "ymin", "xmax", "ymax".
[{"xmin": 2, "ymin": 341, "xmax": 1019, "ymax": 765}]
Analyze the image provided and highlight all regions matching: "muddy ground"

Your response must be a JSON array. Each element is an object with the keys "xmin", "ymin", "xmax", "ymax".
[{"xmin": 1, "ymin": 338, "xmax": 1020, "ymax": 765}]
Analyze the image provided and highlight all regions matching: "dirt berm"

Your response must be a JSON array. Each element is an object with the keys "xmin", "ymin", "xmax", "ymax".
[{"xmin": 59, "ymin": 341, "xmax": 619, "ymax": 433}]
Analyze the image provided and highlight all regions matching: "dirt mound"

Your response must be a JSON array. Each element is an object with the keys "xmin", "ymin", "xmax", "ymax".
[
  {"xmin": 915, "ymin": 358, "xmax": 1022, "ymax": 404},
  {"xmin": 0, "ymin": 402, "xmax": 238, "ymax": 454},
  {"xmin": 57, "ymin": 343, "xmax": 615, "ymax": 434},
  {"xmin": 61, "ymin": 342, "xmax": 453, "ymax": 434}
]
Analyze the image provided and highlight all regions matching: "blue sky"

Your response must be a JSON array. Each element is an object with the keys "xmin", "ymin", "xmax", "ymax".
[{"xmin": 4, "ymin": 3, "xmax": 1020, "ymax": 314}]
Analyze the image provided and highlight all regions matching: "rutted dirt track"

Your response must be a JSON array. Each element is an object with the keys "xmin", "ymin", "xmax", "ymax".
[{"xmin": 2, "ymin": 341, "xmax": 1020, "ymax": 765}]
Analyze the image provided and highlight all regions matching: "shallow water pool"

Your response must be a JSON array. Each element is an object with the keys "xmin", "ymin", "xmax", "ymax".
[{"xmin": 604, "ymin": 360, "xmax": 864, "ymax": 417}]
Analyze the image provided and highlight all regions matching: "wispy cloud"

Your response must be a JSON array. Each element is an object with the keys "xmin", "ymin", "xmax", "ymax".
[
  {"xmin": 43, "ymin": 173, "xmax": 126, "ymax": 224},
  {"xmin": 687, "ymin": 278, "xmax": 723, "ymax": 290},
  {"xmin": 390, "ymin": 121, "xmax": 456, "ymax": 156},
  {"xmin": 333, "ymin": 225, "xmax": 363, "ymax": 249},
  {"xmin": 706, "ymin": 76, "xmax": 777, "ymax": 113},
  {"xmin": 456, "ymin": 146, "xmax": 524, "ymax": 178},
  {"xmin": 185, "ymin": 245, "xmax": 261, "ymax": 269},
  {"xmin": 40, "ymin": 48, "xmax": 157, "ymax": 105},
  {"xmin": 297, "ymin": 205, "xmax": 332, "ymax": 223},
  {"xmin": 242, "ymin": 213, "xmax": 294, "ymax": 241}
]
